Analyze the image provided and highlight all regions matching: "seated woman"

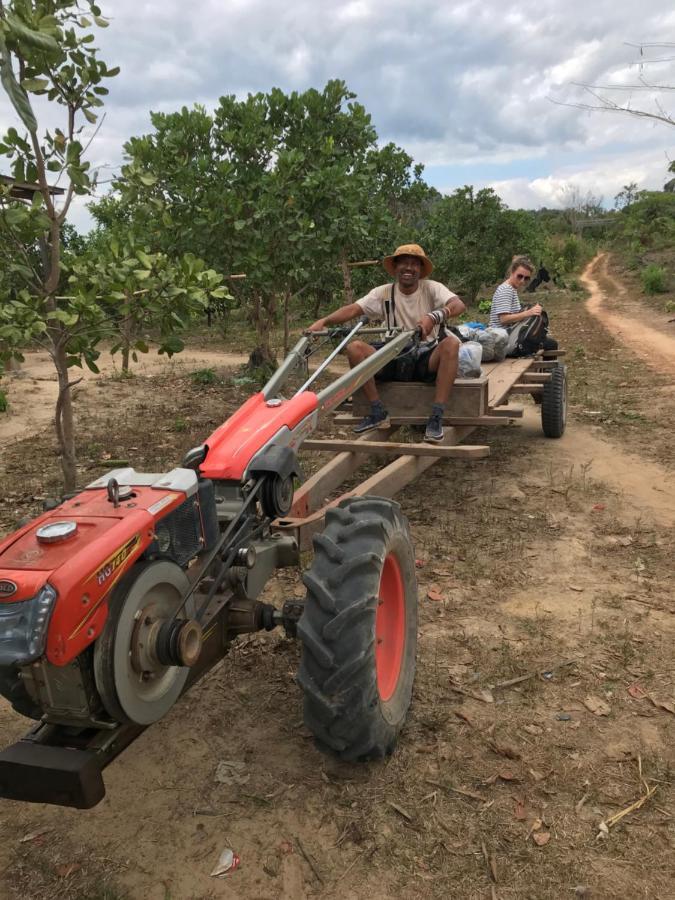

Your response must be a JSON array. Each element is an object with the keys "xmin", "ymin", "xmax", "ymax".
[{"xmin": 490, "ymin": 256, "xmax": 558, "ymax": 353}]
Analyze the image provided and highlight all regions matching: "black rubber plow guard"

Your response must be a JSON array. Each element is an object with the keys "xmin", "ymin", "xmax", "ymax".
[{"xmin": 297, "ymin": 496, "xmax": 417, "ymax": 761}]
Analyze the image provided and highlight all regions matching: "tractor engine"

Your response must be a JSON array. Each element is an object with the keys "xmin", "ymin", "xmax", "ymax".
[{"xmin": 0, "ymin": 467, "xmax": 219, "ymax": 728}]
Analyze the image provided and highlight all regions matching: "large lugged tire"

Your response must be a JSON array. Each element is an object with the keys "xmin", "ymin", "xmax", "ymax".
[
  {"xmin": 297, "ymin": 496, "xmax": 417, "ymax": 761},
  {"xmin": 541, "ymin": 363, "xmax": 567, "ymax": 438}
]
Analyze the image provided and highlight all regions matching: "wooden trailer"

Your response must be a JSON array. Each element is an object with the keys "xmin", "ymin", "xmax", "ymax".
[{"xmin": 275, "ymin": 350, "xmax": 567, "ymax": 550}]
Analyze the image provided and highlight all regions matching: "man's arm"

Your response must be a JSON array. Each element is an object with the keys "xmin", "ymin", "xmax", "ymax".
[
  {"xmin": 445, "ymin": 296, "xmax": 466, "ymax": 318},
  {"xmin": 418, "ymin": 292, "xmax": 466, "ymax": 337},
  {"xmin": 308, "ymin": 302, "xmax": 365, "ymax": 332}
]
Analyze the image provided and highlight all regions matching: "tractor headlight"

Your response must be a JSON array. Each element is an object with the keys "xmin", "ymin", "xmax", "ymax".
[{"xmin": 0, "ymin": 584, "xmax": 57, "ymax": 666}]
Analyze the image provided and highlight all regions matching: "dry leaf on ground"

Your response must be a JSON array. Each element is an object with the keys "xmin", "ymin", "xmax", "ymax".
[
  {"xmin": 583, "ymin": 695, "xmax": 611, "ymax": 716},
  {"xmin": 55, "ymin": 863, "xmax": 81, "ymax": 878}
]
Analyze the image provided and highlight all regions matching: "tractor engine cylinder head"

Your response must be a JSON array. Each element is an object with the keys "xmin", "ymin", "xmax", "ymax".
[{"xmin": 154, "ymin": 618, "xmax": 203, "ymax": 668}]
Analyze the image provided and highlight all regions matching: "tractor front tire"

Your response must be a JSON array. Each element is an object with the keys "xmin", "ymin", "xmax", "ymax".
[
  {"xmin": 541, "ymin": 363, "xmax": 567, "ymax": 438},
  {"xmin": 297, "ymin": 496, "xmax": 417, "ymax": 761}
]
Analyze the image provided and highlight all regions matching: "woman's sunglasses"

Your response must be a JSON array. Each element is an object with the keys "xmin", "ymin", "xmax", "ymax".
[{"xmin": 515, "ymin": 273, "xmax": 531, "ymax": 282}]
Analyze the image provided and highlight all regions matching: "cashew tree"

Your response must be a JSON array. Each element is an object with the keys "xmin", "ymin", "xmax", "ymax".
[{"xmin": 0, "ymin": 2, "xmax": 228, "ymax": 490}]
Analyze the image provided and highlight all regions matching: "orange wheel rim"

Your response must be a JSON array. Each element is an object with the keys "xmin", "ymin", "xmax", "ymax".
[{"xmin": 375, "ymin": 553, "xmax": 405, "ymax": 702}]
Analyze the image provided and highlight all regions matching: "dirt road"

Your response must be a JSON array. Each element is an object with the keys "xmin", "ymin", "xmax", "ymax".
[
  {"xmin": 582, "ymin": 253, "xmax": 675, "ymax": 377},
  {"xmin": 0, "ymin": 348, "xmax": 250, "ymax": 445},
  {"xmin": 1, "ymin": 272, "xmax": 674, "ymax": 899}
]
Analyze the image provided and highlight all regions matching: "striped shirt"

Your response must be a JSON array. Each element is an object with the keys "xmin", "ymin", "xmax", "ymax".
[{"xmin": 489, "ymin": 282, "xmax": 521, "ymax": 328}]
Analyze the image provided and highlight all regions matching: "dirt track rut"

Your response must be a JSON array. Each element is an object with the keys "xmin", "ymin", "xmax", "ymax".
[{"xmin": 582, "ymin": 253, "xmax": 675, "ymax": 377}]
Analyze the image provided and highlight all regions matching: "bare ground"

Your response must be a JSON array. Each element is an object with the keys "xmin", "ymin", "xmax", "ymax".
[{"xmin": 0, "ymin": 257, "xmax": 674, "ymax": 900}]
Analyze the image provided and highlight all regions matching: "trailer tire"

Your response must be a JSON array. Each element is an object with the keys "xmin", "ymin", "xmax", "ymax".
[
  {"xmin": 297, "ymin": 496, "xmax": 417, "ymax": 761},
  {"xmin": 0, "ymin": 667, "xmax": 41, "ymax": 720},
  {"xmin": 541, "ymin": 363, "xmax": 567, "ymax": 438}
]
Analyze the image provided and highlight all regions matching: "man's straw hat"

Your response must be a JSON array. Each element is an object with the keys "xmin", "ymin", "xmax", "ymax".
[{"xmin": 383, "ymin": 243, "xmax": 433, "ymax": 279}]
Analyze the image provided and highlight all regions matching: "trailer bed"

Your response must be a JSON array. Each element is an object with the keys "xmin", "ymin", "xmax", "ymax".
[{"xmin": 275, "ymin": 350, "xmax": 566, "ymax": 549}]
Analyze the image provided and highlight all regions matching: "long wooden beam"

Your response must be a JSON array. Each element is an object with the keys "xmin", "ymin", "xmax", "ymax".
[
  {"xmin": 487, "ymin": 358, "xmax": 534, "ymax": 407},
  {"xmin": 301, "ymin": 439, "xmax": 490, "ymax": 459},
  {"xmin": 276, "ymin": 426, "xmax": 475, "ymax": 551},
  {"xmin": 520, "ymin": 372, "xmax": 552, "ymax": 383},
  {"xmin": 509, "ymin": 384, "xmax": 544, "ymax": 394},
  {"xmin": 333, "ymin": 414, "xmax": 516, "ymax": 427},
  {"xmin": 290, "ymin": 427, "xmax": 398, "ymax": 518},
  {"xmin": 488, "ymin": 406, "xmax": 525, "ymax": 418}
]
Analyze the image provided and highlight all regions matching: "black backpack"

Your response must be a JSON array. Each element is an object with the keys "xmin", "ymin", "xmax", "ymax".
[{"xmin": 505, "ymin": 309, "xmax": 550, "ymax": 357}]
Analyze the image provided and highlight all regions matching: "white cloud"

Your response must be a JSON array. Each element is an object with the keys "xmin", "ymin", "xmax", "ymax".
[
  {"xmin": 0, "ymin": 0, "xmax": 673, "ymax": 231},
  {"xmin": 487, "ymin": 147, "xmax": 671, "ymax": 209}
]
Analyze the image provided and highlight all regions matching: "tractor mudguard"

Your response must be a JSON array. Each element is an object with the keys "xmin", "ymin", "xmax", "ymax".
[{"xmin": 248, "ymin": 444, "xmax": 304, "ymax": 483}]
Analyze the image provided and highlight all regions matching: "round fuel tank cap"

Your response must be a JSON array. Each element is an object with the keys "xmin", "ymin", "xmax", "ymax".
[{"xmin": 36, "ymin": 520, "xmax": 78, "ymax": 544}]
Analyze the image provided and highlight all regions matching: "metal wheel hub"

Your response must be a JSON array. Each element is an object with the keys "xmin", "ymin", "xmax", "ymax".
[{"xmin": 94, "ymin": 561, "xmax": 196, "ymax": 725}]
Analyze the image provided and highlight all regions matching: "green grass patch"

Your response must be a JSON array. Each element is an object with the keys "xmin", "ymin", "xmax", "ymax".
[
  {"xmin": 641, "ymin": 264, "xmax": 668, "ymax": 294},
  {"xmin": 0, "ymin": 389, "xmax": 7, "ymax": 413},
  {"xmin": 190, "ymin": 367, "xmax": 218, "ymax": 385}
]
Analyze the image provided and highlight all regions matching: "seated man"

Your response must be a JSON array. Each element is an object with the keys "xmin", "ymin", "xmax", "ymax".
[
  {"xmin": 489, "ymin": 255, "xmax": 558, "ymax": 352},
  {"xmin": 308, "ymin": 244, "xmax": 465, "ymax": 443}
]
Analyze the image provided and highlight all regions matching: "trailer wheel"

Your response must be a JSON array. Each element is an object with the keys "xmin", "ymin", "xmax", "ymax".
[
  {"xmin": 0, "ymin": 666, "xmax": 41, "ymax": 719},
  {"xmin": 541, "ymin": 363, "xmax": 567, "ymax": 438},
  {"xmin": 297, "ymin": 496, "xmax": 417, "ymax": 761}
]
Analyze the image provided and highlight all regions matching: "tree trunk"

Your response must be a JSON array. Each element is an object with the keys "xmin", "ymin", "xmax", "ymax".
[
  {"xmin": 340, "ymin": 251, "xmax": 354, "ymax": 305},
  {"xmin": 248, "ymin": 292, "xmax": 276, "ymax": 371},
  {"xmin": 283, "ymin": 291, "xmax": 290, "ymax": 355},
  {"xmin": 119, "ymin": 292, "xmax": 135, "ymax": 373},
  {"xmin": 120, "ymin": 314, "xmax": 134, "ymax": 373},
  {"xmin": 313, "ymin": 287, "xmax": 331, "ymax": 320},
  {"xmin": 52, "ymin": 339, "xmax": 78, "ymax": 493}
]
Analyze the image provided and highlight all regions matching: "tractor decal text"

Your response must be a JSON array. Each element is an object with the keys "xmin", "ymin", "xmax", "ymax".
[
  {"xmin": 70, "ymin": 534, "xmax": 142, "ymax": 640},
  {"xmin": 88, "ymin": 534, "xmax": 141, "ymax": 588}
]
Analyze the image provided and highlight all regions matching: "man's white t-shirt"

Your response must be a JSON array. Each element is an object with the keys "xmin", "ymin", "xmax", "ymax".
[{"xmin": 356, "ymin": 280, "xmax": 458, "ymax": 340}]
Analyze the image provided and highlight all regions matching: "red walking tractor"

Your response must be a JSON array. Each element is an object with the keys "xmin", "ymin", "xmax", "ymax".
[{"xmin": 0, "ymin": 319, "xmax": 566, "ymax": 807}]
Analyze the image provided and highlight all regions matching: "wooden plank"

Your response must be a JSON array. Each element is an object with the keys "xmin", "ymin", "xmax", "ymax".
[
  {"xmin": 301, "ymin": 439, "xmax": 490, "ymax": 459},
  {"xmin": 509, "ymin": 384, "xmax": 543, "ymax": 394},
  {"xmin": 290, "ymin": 426, "xmax": 398, "ymax": 518},
  {"xmin": 487, "ymin": 358, "xmax": 533, "ymax": 407},
  {"xmin": 520, "ymin": 372, "xmax": 551, "ymax": 383},
  {"xmin": 276, "ymin": 426, "xmax": 475, "ymax": 551},
  {"xmin": 488, "ymin": 406, "xmax": 524, "ymax": 418},
  {"xmin": 333, "ymin": 414, "xmax": 515, "ymax": 427},
  {"xmin": 352, "ymin": 377, "xmax": 487, "ymax": 419}
]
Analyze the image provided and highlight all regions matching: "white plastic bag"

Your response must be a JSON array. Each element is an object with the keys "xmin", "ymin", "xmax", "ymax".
[
  {"xmin": 457, "ymin": 341, "xmax": 482, "ymax": 378},
  {"xmin": 477, "ymin": 327, "xmax": 509, "ymax": 362}
]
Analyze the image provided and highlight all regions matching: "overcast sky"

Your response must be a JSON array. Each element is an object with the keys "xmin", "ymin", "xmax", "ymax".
[{"xmin": 2, "ymin": 0, "xmax": 674, "ymax": 230}]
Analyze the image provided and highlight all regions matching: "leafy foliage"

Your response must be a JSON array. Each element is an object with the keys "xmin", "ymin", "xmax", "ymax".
[
  {"xmin": 0, "ymin": 3, "xmax": 226, "ymax": 489},
  {"xmin": 93, "ymin": 81, "xmax": 435, "ymax": 359},
  {"xmin": 641, "ymin": 264, "xmax": 668, "ymax": 295},
  {"xmin": 422, "ymin": 186, "xmax": 543, "ymax": 301},
  {"xmin": 614, "ymin": 192, "xmax": 675, "ymax": 250}
]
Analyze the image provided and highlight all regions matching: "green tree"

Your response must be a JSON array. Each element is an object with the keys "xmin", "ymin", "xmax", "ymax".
[
  {"xmin": 0, "ymin": 1, "xmax": 119, "ymax": 488},
  {"xmin": 67, "ymin": 241, "xmax": 230, "ymax": 372},
  {"xmin": 422, "ymin": 186, "xmax": 543, "ymax": 302},
  {"xmin": 0, "ymin": 3, "xmax": 227, "ymax": 489},
  {"xmin": 98, "ymin": 81, "xmax": 432, "ymax": 362}
]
